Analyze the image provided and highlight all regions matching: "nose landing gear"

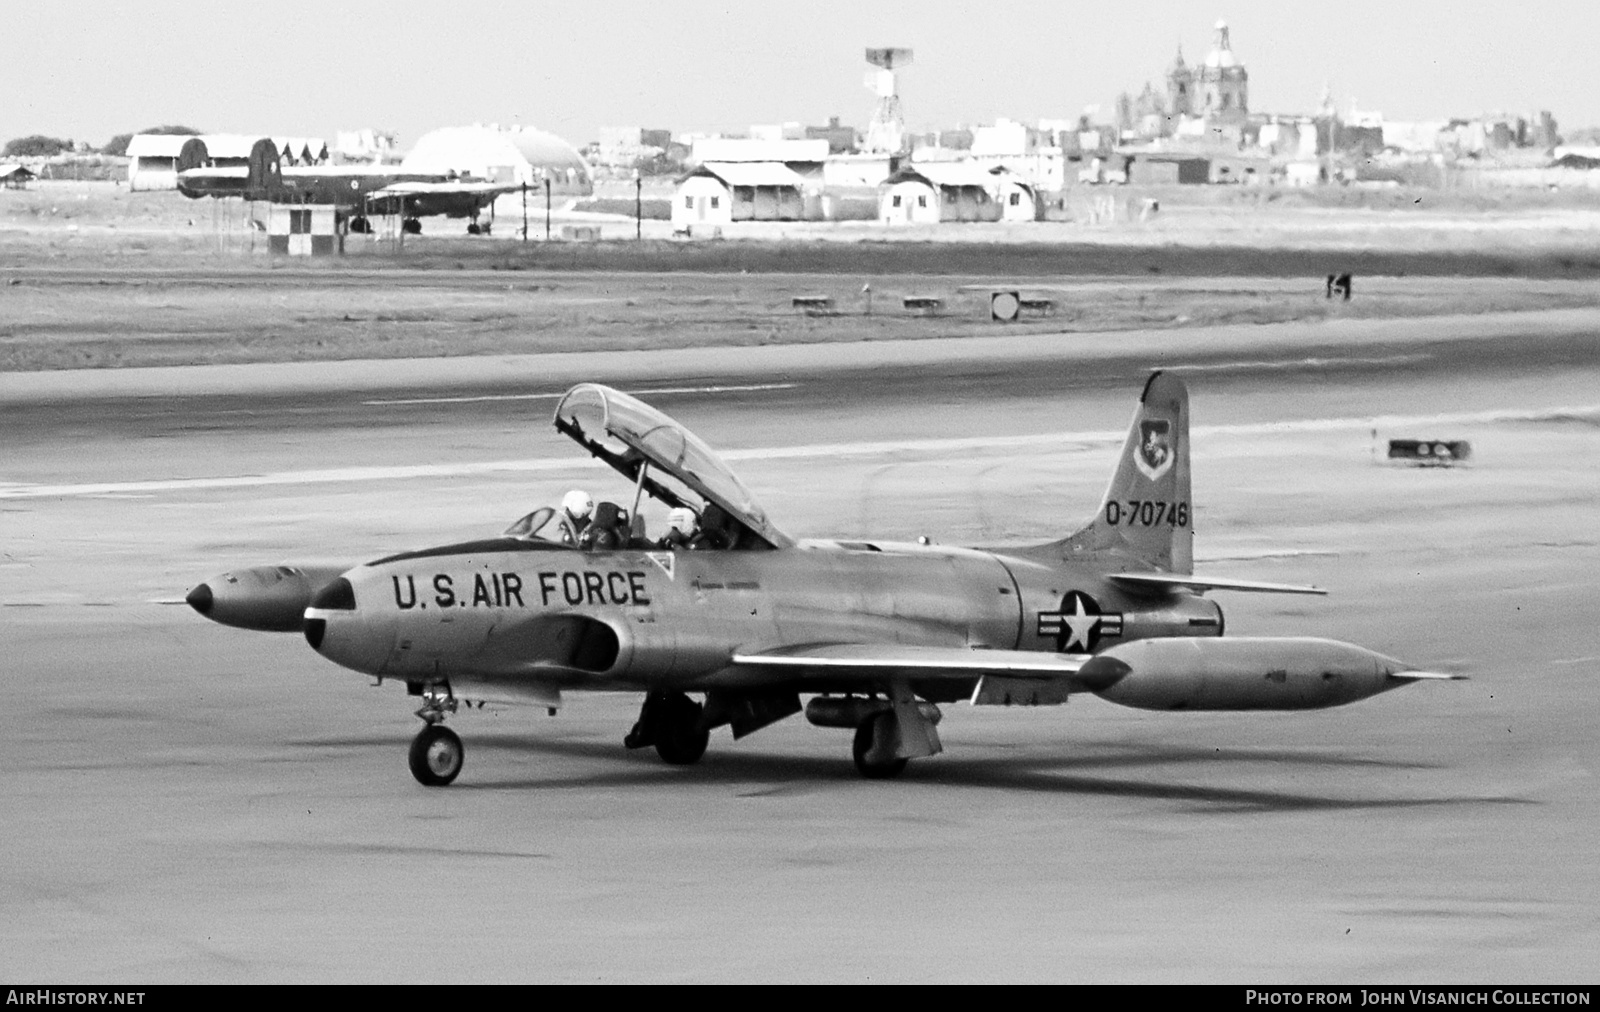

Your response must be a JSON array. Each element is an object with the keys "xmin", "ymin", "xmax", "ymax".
[
  {"xmin": 409, "ymin": 723, "xmax": 464, "ymax": 786},
  {"xmin": 409, "ymin": 690, "xmax": 463, "ymax": 786}
]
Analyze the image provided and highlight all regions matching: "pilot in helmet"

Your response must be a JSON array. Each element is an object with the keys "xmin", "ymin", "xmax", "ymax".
[
  {"xmin": 559, "ymin": 489, "xmax": 593, "ymax": 544},
  {"xmin": 658, "ymin": 507, "xmax": 698, "ymax": 549}
]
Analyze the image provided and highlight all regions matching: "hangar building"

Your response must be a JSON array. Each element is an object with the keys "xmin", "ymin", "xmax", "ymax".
[
  {"xmin": 126, "ymin": 134, "xmax": 189, "ymax": 190},
  {"xmin": 402, "ymin": 125, "xmax": 593, "ymax": 196}
]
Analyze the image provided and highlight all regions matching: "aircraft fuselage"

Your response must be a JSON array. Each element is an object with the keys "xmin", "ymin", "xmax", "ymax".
[{"xmin": 306, "ymin": 537, "xmax": 1223, "ymax": 702}]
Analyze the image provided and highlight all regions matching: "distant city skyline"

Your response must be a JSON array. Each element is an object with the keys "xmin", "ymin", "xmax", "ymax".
[{"xmin": 3, "ymin": 1, "xmax": 1593, "ymax": 150}]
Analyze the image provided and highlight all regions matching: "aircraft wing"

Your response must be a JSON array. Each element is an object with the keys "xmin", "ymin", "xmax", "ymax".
[
  {"xmin": 725, "ymin": 643, "xmax": 1118, "ymax": 693},
  {"xmin": 368, "ymin": 180, "xmax": 520, "ymax": 197},
  {"xmin": 1108, "ymin": 572, "xmax": 1328, "ymax": 595}
]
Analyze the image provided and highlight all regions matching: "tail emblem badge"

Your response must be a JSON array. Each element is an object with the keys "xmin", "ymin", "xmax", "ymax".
[
  {"xmin": 1038, "ymin": 591, "xmax": 1125, "ymax": 654},
  {"xmin": 1136, "ymin": 419, "xmax": 1174, "ymax": 481}
]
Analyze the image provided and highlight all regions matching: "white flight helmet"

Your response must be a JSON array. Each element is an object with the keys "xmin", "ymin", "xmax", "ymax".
[
  {"xmin": 562, "ymin": 489, "xmax": 594, "ymax": 519},
  {"xmin": 667, "ymin": 507, "xmax": 697, "ymax": 533}
]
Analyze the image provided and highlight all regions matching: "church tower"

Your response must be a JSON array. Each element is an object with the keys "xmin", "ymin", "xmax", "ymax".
[
  {"xmin": 1197, "ymin": 20, "xmax": 1248, "ymax": 122},
  {"xmin": 1167, "ymin": 45, "xmax": 1194, "ymax": 118}
]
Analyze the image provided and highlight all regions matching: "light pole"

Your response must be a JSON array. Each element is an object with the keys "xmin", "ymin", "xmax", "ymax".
[
  {"xmin": 543, "ymin": 172, "xmax": 551, "ymax": 241},
  {"xmin": 634, "ymin": 169, "xmax": 642, "ymax": 240},
  {"xmin": 521, "ymin": 181, "xmax": 528, "ymax": 243}
]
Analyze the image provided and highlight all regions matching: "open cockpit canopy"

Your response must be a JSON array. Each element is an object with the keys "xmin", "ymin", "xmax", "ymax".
[{"xmin": 552, "ymin": 384, "xmax": 792, "ymax": 549}]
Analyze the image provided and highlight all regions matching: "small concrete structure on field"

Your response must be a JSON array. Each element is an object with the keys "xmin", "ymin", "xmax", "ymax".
[
  {"xmin": 267, "ymin": 205, "xmax": 342, "ymax": 256},
  {"xmin": 1126, "ymin": 154, "xmax": 1209, "ymax": 185}
]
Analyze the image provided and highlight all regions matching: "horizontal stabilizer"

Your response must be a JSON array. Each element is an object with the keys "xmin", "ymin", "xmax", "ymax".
[{"xmin": 1109, "ymin": 572, "xmax": 1327, "ymax": 595}]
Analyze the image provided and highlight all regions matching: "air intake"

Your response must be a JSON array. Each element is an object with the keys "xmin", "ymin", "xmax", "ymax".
[{"xmin": 309, "ymin": 577, "xmax": 356, "ymax": 611}]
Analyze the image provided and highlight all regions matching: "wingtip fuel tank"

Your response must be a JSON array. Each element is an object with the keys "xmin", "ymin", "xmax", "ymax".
[{"xmin": 1084, "ymin": 637, "xmax": 1438, "ymax": 711}]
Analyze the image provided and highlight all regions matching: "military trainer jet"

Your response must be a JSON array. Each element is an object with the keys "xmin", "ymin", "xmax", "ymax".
[{"xmin": 187, "ymin": 373, "xmax": 1458, "ymax": 784}]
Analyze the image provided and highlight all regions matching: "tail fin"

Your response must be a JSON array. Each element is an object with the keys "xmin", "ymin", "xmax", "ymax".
[
  {"xmin": 1056, "ymin": 371, "xmax": 1192, "ymax": 573},
  {"xmin": 245, "ymin": 137, "xmax": 283, "ymax": 202}
]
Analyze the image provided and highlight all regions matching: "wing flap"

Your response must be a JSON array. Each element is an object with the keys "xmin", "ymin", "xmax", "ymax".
[
  {"xmin": 1109, "ymin": 572, "xmax": 1327, "ymax": 595},
  {"xmin": 727, "ymin": 643, "xmax": 1112, "ymax": 691}
]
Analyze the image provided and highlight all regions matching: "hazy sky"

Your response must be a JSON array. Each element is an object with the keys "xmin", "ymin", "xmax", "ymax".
[{"xmin": 2, "ymin": 1, "xmax": 1592, "ymax": 149}]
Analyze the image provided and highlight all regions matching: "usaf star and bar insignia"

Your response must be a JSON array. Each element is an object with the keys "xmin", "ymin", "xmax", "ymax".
[{"xmin": 1037, "ymin": 590, "xmax": 1124, "ymax": 654}]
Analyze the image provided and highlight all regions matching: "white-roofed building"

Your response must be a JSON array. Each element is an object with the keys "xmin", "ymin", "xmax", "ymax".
[
  {"xmin": 125, "ymin": 134, "xmax": 192, "ymax": 190},
  {"xmin": 879, "ymin": 162, "xmax": 1003, "ymax": 224},
  {"xmin": 989, "ymin": 170, "xmax": 1039, "ymax": 221},
  {"xmin": 672, "ymin": 162, "xmax": 816, "ymax": 229},
  {"xmin": 0, "ymin": 164, "xmax": 36, "ymax": 189},
  {"xmin": 198, "ymin": 134, "xmax": 262, "ymax": 161},
  {"xmin": 272, "ymin": 137, "xmax": 329, "ymax": 165},
  {"xmin": 402, "ymin": 124, "xmax": 593, "ymax": 195},
  {"xmin": 690, "ymin": 138, "xmax": 828, "ymax": 165},
  {"xmin": 335, "ymin": 129, "xmax": 397, "ymax": 162},
  {"xmin": 174, "ymin": 134, "xmax": 267, "ymax": 178}
]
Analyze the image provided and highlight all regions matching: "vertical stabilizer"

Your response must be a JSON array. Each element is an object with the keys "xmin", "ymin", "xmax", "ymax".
[
  {"xmin": 246, "ymin": 137, "xmax": 284, "ymax": 202},
  {"xmin": 1056, "ymin": 371, "xmax": 1192, "ymax": 573}
]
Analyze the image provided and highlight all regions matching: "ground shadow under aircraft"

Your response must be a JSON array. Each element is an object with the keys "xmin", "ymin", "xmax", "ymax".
[{"xmin": 435, "ymin": 731, "xmax": 1536, "ymax": 815}]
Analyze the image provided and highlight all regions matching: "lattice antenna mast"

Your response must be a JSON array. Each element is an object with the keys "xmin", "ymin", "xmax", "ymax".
[{"xmin": 863, "ymin": 48, "xmax": 914, "ymax": 154}]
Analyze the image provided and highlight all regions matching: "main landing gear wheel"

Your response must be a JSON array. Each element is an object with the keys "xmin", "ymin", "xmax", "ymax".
[
  {"xmin": 852, "ymin": 712, "xmax": 907, "ymax": 780},
  {"xmin": 654, "ymin": 693, "xmax": 709, "ymax": 766},
  {"xmin": 409, "ymin": 724, "xmax": 464, "ymax": 786}
]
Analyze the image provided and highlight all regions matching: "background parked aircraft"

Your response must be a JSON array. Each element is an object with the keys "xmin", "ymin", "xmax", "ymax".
[{"xmin": 177, "ymin": 136, "xmax": 524, "ymax": 234}]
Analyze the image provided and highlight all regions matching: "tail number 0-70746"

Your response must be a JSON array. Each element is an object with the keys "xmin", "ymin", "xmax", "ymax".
[{"xmin": 1105, "ymin": 499, "xmax": 1190, "ymax": 528}]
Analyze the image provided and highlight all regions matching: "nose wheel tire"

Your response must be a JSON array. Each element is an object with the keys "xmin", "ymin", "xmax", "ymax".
[
  {"xmin": 409, "ymin": 724, "xmax": 465, "ymax": 786},
  {"xmin": 852, "ymin": 713, "xmax": 908, "ymax": 780},
  {"xmin": 654, "ymin": 693, "xmax": 710, "ymax": 766}
]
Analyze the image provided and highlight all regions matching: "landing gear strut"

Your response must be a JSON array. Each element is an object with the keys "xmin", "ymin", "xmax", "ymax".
[
  {"xmin": 409, "ymin": 690, "xmax": 463, "ymax": 786},
  {"xmin": 625, "ymin": 691, "xmax": 710, "ymax": 766},
  {"xmin": 852, "ymin": 712, "xmax": 908, "ymax": 780}
]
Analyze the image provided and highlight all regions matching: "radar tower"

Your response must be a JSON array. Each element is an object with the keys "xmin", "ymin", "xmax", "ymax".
[{"xmin": 863, "ymin": 48, "xmax": 914, "ymax": 154}]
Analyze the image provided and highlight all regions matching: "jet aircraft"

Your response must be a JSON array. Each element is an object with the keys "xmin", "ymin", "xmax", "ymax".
[{"xmin": 188, "ymin": 373, "xmax": 1459, "ymax": 784}]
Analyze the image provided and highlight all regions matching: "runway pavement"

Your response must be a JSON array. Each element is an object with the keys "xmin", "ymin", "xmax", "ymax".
[{"xmin": 2, "ymin": 312, "xmax": 1598, "ymax": 982}]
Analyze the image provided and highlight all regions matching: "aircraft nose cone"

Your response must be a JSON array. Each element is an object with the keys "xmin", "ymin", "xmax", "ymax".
[{"xmin": 186, "ymin": 583, "xmax": 214, "ymax": 616}]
